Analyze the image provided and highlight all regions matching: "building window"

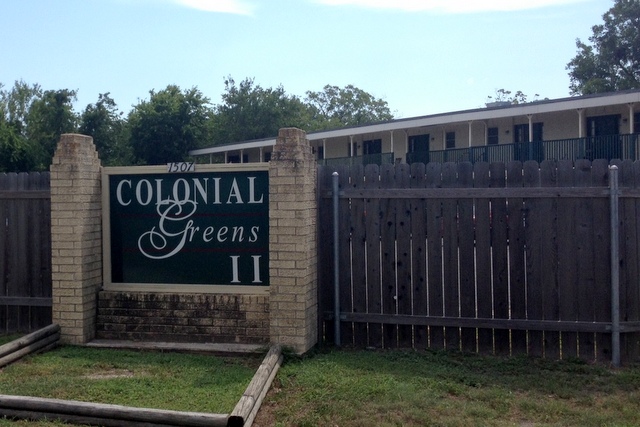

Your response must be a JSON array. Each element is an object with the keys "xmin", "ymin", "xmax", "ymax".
[
  {"xmin": 487, "ymin": 127, "xmax": 499, "ymax": 145},
  {"xmin": 363, "ymin": 139, "xmax": 382, "ymax": 155},
  {"xmin": 408, "ymin": 134, "xmax": 429, "ymax": 164},
  {"xmin": 408, "ymin": 134, "xmax": 429, "ymax": 152},
  {"xmin": 445, "ymin": 132, "xmax": 455, "ymax": 149},
  {"xmin": 514, "ymin": 124, "xmax": 527, "ymax": 143},
  {"xmin": 317, "ymin": 146, "xmax": 324, "ymax": 160},
  {"xmin": 514, "ymin": 123, "xmax": 543, "ymax": 142},
  {"xmin": 264, "ymin": 151, "xmax": 272, "ymax": 162}
]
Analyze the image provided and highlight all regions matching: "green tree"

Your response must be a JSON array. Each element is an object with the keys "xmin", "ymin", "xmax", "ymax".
[
  {"xmin": 485, "ymin": 89, "xmax": 542, "ymax": 105},
  {"xmin": 567, "ymin": 0, "xmax": 640, "ymax": 95},
  {"xmin": 25, "ymin": 89, "xmax": 77, "ymax": 169},
  {"xmin": 0, "ymin": 80, "xmax": 42, "ymax": 135},
  {"xmin": 128, "ymin": 85, "xmax": 213, "ymax": 165},
  {"xmin": 213, "ymin": 77, "xmax": 310, "ymax": 144},
  {"xmin": 79, "ymin": 93, "xmax": 132, "ymax": 166},
  {"xmin": 304, "ymin": 84, "xmax": 394, "ymax": 130},
  {"xmin": 0, "ymin": 121, "xmax": 39, "ymax": 172},
  {"xmin": 0, "ymin": 81, "xmax": 47, "ymax": 171}
]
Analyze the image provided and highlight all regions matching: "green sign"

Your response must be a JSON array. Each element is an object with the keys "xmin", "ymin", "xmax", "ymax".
[{"xmin": 107, "ymin": 168, "xmax": 269, "ymax": 286}]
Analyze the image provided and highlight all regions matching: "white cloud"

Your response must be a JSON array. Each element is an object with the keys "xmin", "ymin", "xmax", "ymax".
[
  {"xmin": 314, "ymin": 0, "xmax": 588, "ymax": 13},
  {"xmin": 172, "ymin": 0, "xmax": 256, "ymax": 14}
]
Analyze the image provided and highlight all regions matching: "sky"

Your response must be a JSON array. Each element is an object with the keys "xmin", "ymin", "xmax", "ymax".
[{"xmin": 0, "ymin": 0, "xmax": 612, "ymax": 120}]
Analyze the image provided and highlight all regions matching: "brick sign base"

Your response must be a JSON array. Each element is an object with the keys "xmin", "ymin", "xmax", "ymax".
[{"xmin": 96, "ymin": 292, "xmax": 269, "ymax": 344}]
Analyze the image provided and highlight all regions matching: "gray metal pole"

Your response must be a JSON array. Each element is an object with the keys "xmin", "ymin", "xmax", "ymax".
[
  {"xmin": 332, "ymin": 172, "xmax": 341, "ymax": 347},
  {"xmin": 610, "ymin": 165, "xmax": 620, "ymax": 367}
]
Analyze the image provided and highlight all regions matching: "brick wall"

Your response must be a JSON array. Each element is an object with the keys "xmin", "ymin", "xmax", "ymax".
[
  {"xmin": 268, "ymin": 128, "xmax": 318, "ymax": 353},
  {"xmin": 96, "ymin": 292, "xmax": 269, "ymax": 344},
  {"xmin": 50, "ymin": 134, "xmax": 102, "ymax": 344}
]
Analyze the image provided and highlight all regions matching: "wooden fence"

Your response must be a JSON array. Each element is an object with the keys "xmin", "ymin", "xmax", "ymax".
[
  {"xmin": 0, "ymin": 172, "xmax": 52, "ymax": 333},
  {"xmin": 318, "ymin": 159, "xmax": 640, "ymax": 363}
]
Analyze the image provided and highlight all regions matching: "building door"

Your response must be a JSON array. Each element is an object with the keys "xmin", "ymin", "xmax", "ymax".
[
  {"xmin": 408, "ymin": 134, "xmax": 429, "ymax": 164},
  {"xmin": 586, "ymin": 115, "xmax": 620, "ymax": 160},
  {"xmin": 363, "ymin": 139, "xmax": 382, "ymax": 165},
  {"xmin": 513, "ymin": 122, "xmax": 543, "ymax": 162}
]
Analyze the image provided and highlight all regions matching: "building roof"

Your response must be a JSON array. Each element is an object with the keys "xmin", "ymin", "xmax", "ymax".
[{"xmin": 189, "ymin": 89, "xmax": 640, "ymax": 156}]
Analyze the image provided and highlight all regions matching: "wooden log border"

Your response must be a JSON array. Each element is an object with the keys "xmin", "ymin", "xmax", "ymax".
[
  {"xmin": 0, "ymin": 340, "xmax": 283, "ymax": 427},
  {"xmin": 0, "ymin": 324, "xmax": 60, "ymax": 368},
  {"xmin": 229, "ymin": 345, "xmax": 283, "ymax": 427},
  {"xmin": 0, "ymin": 395, "xmax": 229, "ymax": 427}
]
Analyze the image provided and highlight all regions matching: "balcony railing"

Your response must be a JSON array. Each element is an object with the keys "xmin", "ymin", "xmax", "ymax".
[
  {"xmin": 321, "ymin": 152, "xmax": 394, "ymax": 166},
  {"xmin": 319, "ymin": 134, "xmax": 639, "ymax": 167},
  {"xmin": 406, "ymin": 134, "xmax": 640, "ymax": 165}
]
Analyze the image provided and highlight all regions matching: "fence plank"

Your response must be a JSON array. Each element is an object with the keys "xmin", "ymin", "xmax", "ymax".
[
  {"xmin": 441, "ymin": 163, "xmax": 460, "ymax": 351},
  {"xmin": 337, "ymin": 165, "xmax": 353, "ymax": 346},
  {"xmin": 0, "ymin": 175, "xmax": 8, "ymax": 333},
  {"xmin": 364, "ymin": 164, "xmax": 383, "ymax": 348},
  {"xmin": 591, "ymin": 159, "xmax": 612, "ymax": 361},
  {"xmin": 539, "ymin": 161, "xmax": 561, "ymax": 359},
  {"xmin": 380, "ymin": 164, "xmax": 398, "ymax": 348},
  {"xmin": 27, "ymin": 173, "xmax": 41, "ymax": 331},
  {"xmin": 395, "ymin": 164, "xmax": 413, "ymax": 348},
  {"xmin": 490, "ymin": 162, "xmax": 509, "ymax": 355},
  {"xmin": 35, "ymin": 173, "xmax": 52, "ymax": 330},
  {"xmin": 523, "ymin": 161, "xmax": 543, "ymax": 357},
  {"xmin": 317, "ymin": 166, "xmax": 335, "ymax": 344},
  {"xmin": 557, "ymin": 160, "xmax": 579, "ymax": 359},
  {"xmin": 18, "ymin": 173, "xmax": 31, "ymax": 332},
  {"xmin": 474, "ymin": 162, "xmax": 493, "ymax": 354},
  {"xmin": 457, "ymin": 162, "xmax": 476, "ymax": 353},
  {"xmin": 575, "ymin": 159, "xmax": 597, "ymax": 361},
  {"xmin": 350, "ymin": 165, "xmax": 368, "ymax": 347},
  {"xmin": 425, "ymin": 163, "xmax": 444, "ymax": 350},
  {"xmin": 410, "ymin": 163, "xmax": 428, "ymax": 349},
  {"xmin": 507, "ymin": 161, "xmax": 527, "ymax": 356},
  {"xmin": 7, "ymin": 173, "xmax": 25, "ymax": 332}
]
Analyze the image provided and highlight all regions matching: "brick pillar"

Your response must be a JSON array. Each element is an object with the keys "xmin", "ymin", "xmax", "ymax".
[
  {"xmin": 269, "ymin": 128, "xmax": 318, "ymax": 353},
  {"xmin": 50, "ymin": 134, "xmax": 102, "ymax": 344}
]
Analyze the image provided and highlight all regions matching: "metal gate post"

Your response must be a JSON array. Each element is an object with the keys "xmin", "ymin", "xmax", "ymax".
[{"xmin": 332, "ymin": 171, "xmax": 341, "ymax": 347}]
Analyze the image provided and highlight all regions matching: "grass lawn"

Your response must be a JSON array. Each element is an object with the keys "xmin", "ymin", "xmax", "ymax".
[
  {"xmin": 253, "ymin": 348, "xmax": 640, "ymax": 427},
  {"xmin": 0, "ymin": 345, "xmax": 262, "ymax": 426},
  {"xmin": 1, "ymin": 345, "xmax": 640, "ymax": 426}
]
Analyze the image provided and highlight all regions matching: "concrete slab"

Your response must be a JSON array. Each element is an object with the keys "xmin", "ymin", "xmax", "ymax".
[{"xmin": 85, "ymin": 340, "xmax": 267, "ymax": 355}]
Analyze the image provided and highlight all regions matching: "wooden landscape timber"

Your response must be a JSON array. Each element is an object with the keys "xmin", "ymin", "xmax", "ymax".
[
  {"xmin": 0, "ymin": 395, "xmax": 229, "ymax": 427},
  {"xmin": 0, "ymin": 323, "xmax": 60, "ymax": 368},
  {"xmin": 0, "ymin": 343, "xmax": 282, "ymax": 427},
  {"xmin": 229, "ymin": 345, "xmax": 283, "ymax": 427}
]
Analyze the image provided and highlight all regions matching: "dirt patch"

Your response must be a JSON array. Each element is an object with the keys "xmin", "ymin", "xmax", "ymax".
[
  {"xmin": 84, "ymin": 369, "xmax": 136, "ymax": 379},
  {"xmin": 251, "ymin": 378, "xmax": 282, "ymax": 427}
]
